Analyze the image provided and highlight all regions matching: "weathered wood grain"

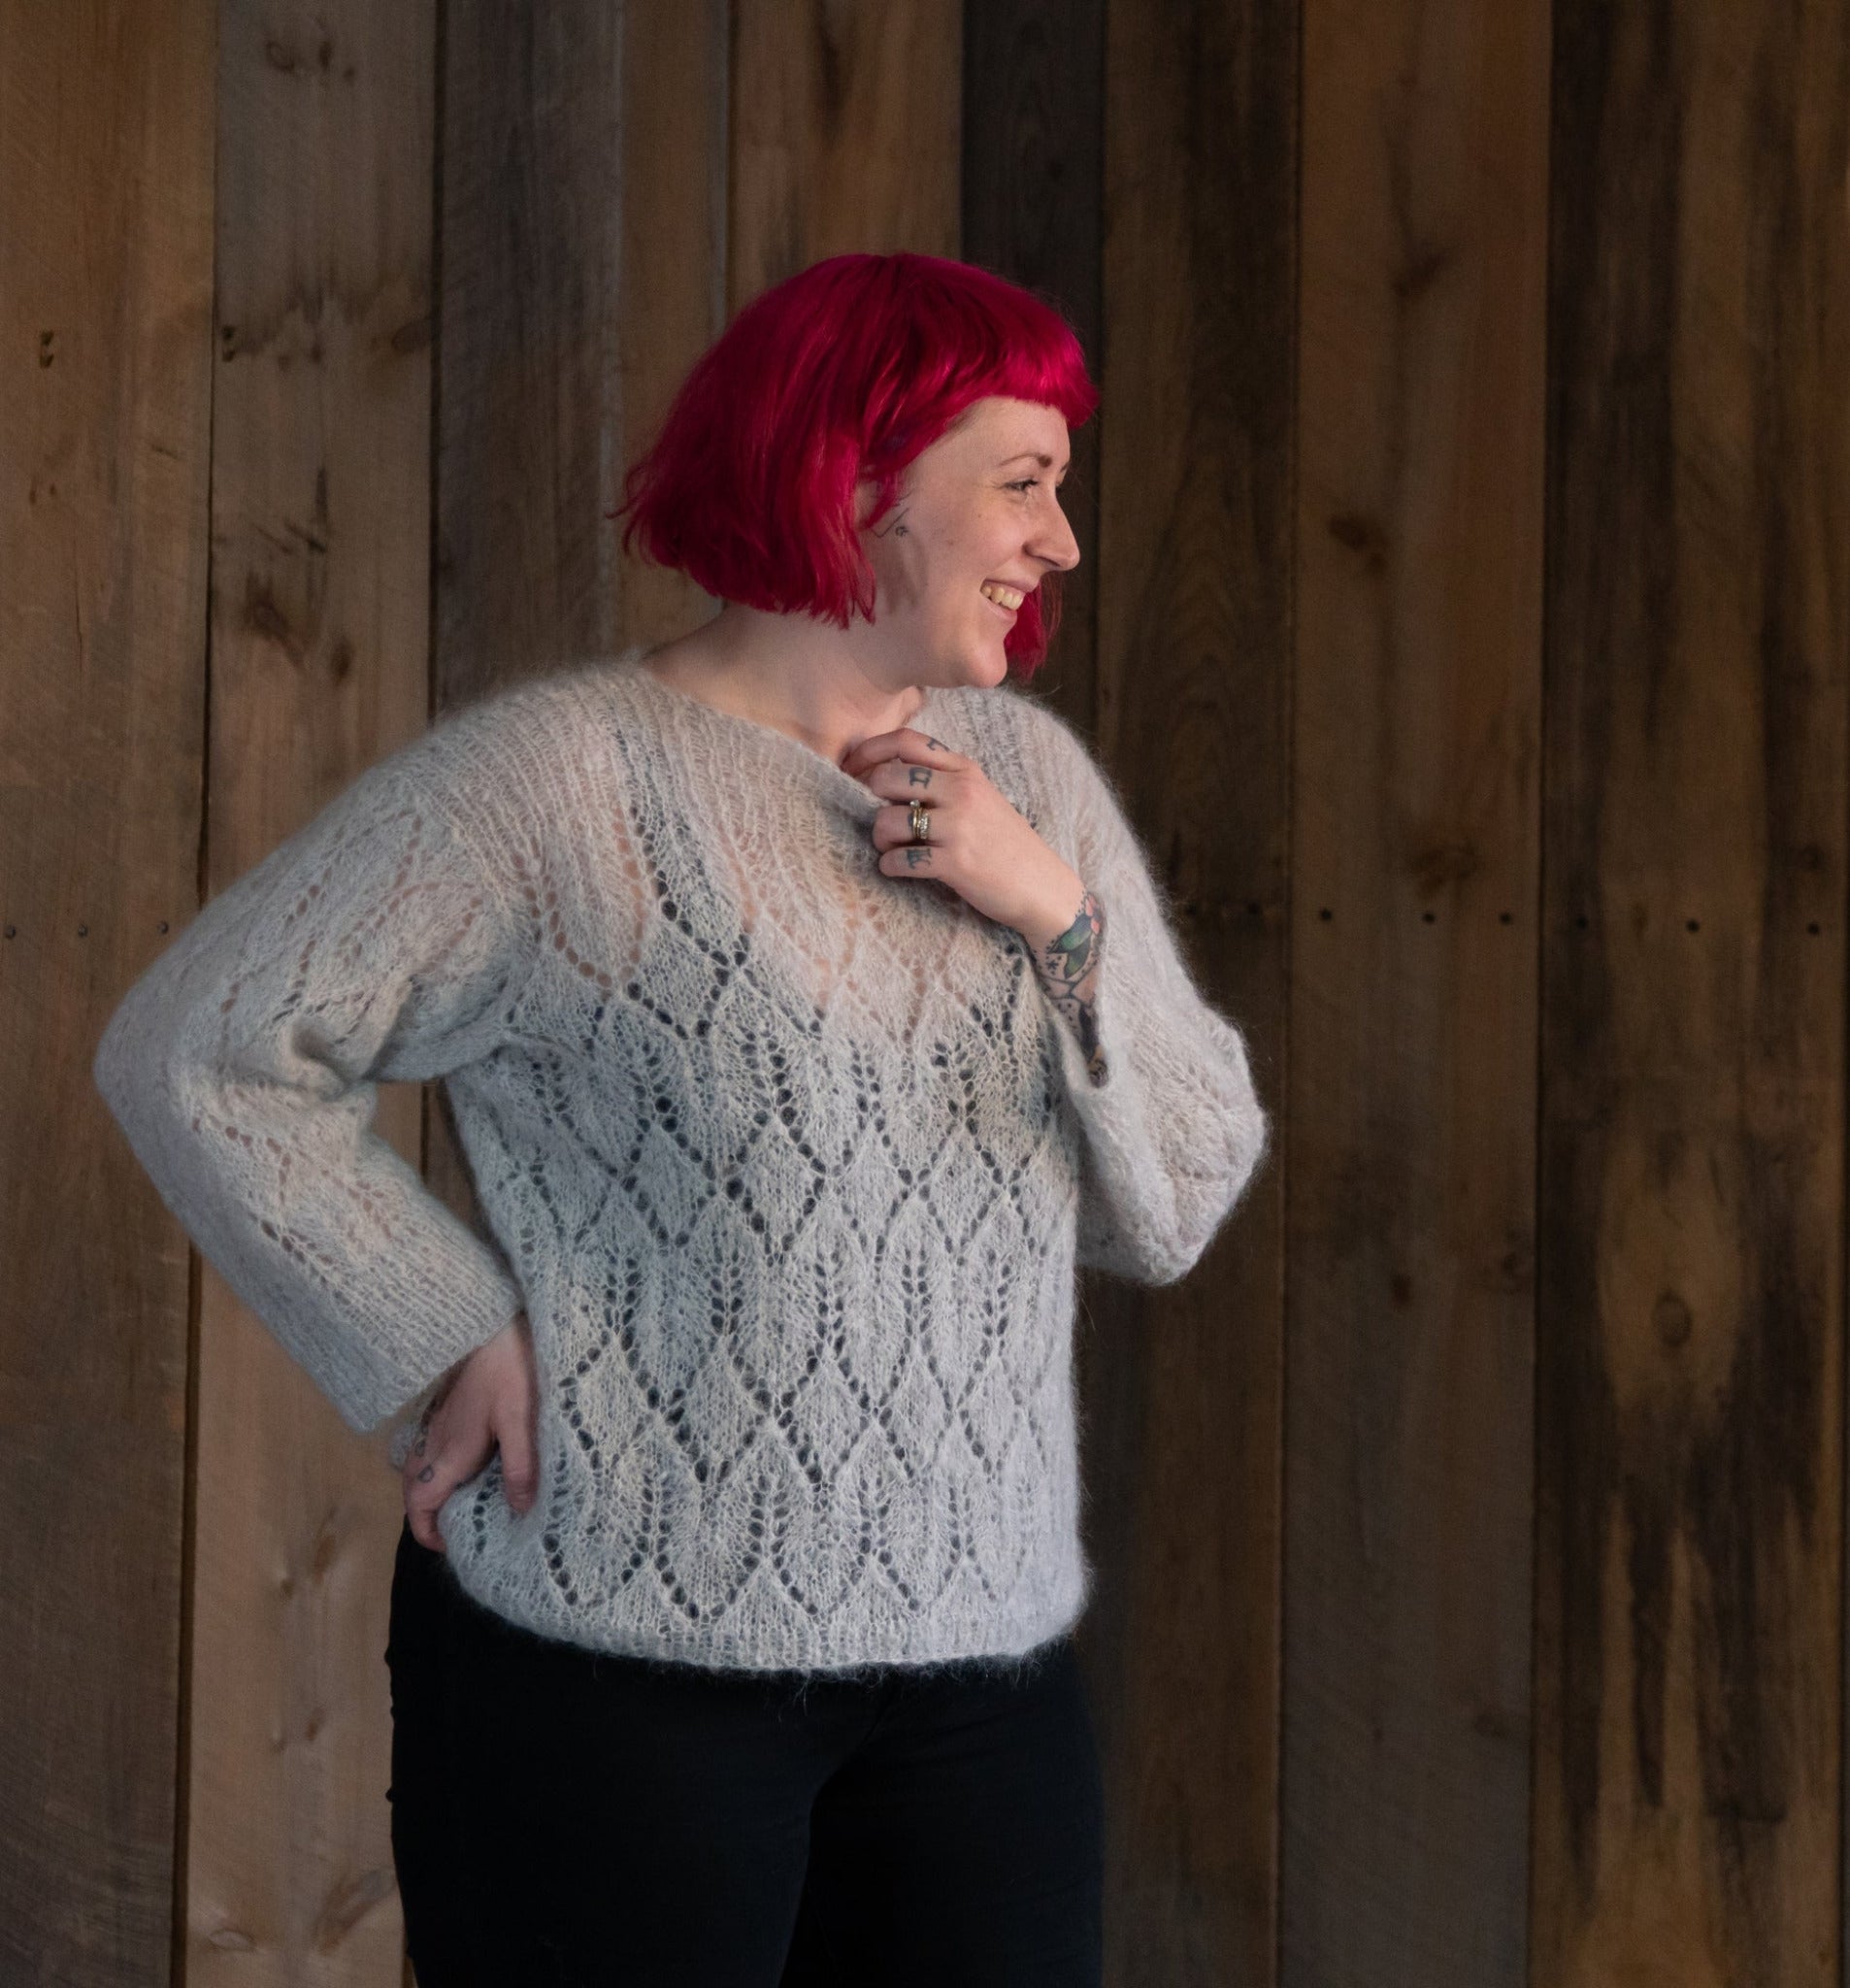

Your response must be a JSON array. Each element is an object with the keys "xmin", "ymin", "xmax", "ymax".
[
  {"xmin": 614, "ymin": 0, "xmax": 732, "ymax": 653},
  {"xmin": 730, "ymin": 0, "xmax": 961, "ymax": 311},
  {"xmin": 1536, "ymin": 4, "xmax": 1850, "ymax": 1983},
  {"xmin": 436, "ymin": 0, "xmax": 727, "ymax": 690},
  {"xmin": 0, "ymin": 0, "xmax": 215, "ymax": 1978},
  {"xmin": 1097, "ymin": 1, "xmax": 1295, "ymax": 1981},
  {"xmin": 188, "ymin": 2, "xmax": 436, "ymax": 1976},
  {"xmin": 961, "ymin": 0, "xmax": 1104, "ymax": 715},
  {"xmin": 1287, "ymin": 3, "xmax": 1551, "ymax": 1982}
]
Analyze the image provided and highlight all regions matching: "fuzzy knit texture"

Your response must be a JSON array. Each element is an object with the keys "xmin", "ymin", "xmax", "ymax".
[{"xmin": 94, "ymin": 645, "xmax": 1270, "ymax": 1675}]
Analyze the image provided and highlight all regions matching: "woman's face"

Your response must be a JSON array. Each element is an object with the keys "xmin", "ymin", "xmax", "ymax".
[{"xmin": 855, "ymin": 396, "xmax": 1080, "ymax": 686}]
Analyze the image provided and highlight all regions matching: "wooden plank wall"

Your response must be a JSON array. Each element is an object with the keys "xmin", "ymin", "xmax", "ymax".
[
  {"xmin": 4, "ymin": 0, "xmax": 1845, "ymax": 1982},
  {"xmin": 1086, "ymin": 3, "xmax": 1295, "ymax": 1982},
  {"xmin": 186, "ymin": 8, "xmax": 439, "ymax": 1979},
  {"xmin": 1289, "ymin": 4, "xmax": 1549, "ymax": 1984},
  {"xmin": 1536, "ymin": 6, "xmax": 1849, "ymax": 1985},
  {"xmin": 0, "ymin": 3, "xmax": 215, "ymax": 1982}
]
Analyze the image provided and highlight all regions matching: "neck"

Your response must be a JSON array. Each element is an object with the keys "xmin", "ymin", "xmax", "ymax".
[{"xmin": 641, "ymin": 605, "xmax": 933, "ymax": 767}]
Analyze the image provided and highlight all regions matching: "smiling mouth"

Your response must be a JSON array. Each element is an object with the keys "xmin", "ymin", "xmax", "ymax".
[{"xmin": 980, "ymin": 580, "xmax": 1026, "ymax": 613}]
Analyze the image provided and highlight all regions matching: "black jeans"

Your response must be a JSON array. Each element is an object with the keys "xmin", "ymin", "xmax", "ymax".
[{"xmin": 385, "ymin": 1521, "xmax": 1106, "ymax": 1986}]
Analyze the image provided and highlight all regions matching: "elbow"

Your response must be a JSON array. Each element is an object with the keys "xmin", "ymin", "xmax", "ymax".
[
  {"xmin": 92, "ymin": 995, "xmax": 157, "ymax": 1131},
  {"xmin": 92, "ymin": 996, "xmax": 224, "ymax": 1195}
]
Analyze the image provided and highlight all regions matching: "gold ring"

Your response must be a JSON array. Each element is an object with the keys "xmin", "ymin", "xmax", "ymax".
[{"xmin": 908, "ymin": 799, "xmax": 931, "ymax": 843}]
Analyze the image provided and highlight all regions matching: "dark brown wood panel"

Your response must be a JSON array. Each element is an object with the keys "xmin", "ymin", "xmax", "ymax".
[
  {"xmin": 1287, "ymin": 3, "xmax": 1552, "ymax": 1981},
  {"xmin": 440, "ymin": 1, "xmax": 628, "ymax": 699},
  {"xmin": 729, "ymin": 0, "xmax": 961, "ymax": 311},
  {"xmin": 436, "ymin": 0, "xmax": 727, "ymax": 681},
  {"xmin": 191, "ymin": 1, "xmax": 437, "ymax": 1972},
  {"xmin": 961, "ymin": 0, "xmax": 1104, "ymax": 718},
  {"xmin": 0, "ymin": 1, "xmax": 215, "ymax": 1979},
  {"xmin": 1536, "ymin": 5, "xmax": 1849, "ymax": 1983},
  {"xmin": 1097, "ymin": 2, "xmax": 1295, "ymax": 1981},
  {"xmin": 614, "ymin": 0, "xmax": 732, "ymax": 653}
]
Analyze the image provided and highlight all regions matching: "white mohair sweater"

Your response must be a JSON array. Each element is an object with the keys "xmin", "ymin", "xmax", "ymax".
[{"xmin": 94, "ymin": 646, "xmax": 1270, "ymax": 1674}]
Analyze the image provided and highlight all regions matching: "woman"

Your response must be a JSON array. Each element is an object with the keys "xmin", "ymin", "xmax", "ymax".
[{"xmin": 93, "ymin": 251, "xmax": 1270, "ymax": 1986}]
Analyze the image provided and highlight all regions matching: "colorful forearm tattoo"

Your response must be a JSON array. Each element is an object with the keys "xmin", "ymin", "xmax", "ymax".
[{"xmin": 1033, "ymin": 889, "xmax": 1108, "ymax": 1086}]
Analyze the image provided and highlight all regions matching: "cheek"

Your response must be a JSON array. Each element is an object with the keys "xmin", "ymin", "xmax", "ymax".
[
  {"xmin": 907, "ymin": 539, "xmax": 980, "ymax": 616},
  {"xmin": 922, "ymin": 520, "xmax": 1002, "ymax": 598}
]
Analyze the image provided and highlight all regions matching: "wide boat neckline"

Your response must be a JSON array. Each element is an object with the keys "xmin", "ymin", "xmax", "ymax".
[{"xmin": 615, "ymin": 644, "xmax": 950, "ymax": 817}]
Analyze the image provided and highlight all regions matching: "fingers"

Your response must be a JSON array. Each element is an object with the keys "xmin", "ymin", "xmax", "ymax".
[
  {"xmin": 403, "ymin": 1446, "xmax": 460, "ymax": 1551},
  {"xmin": 872, "ymin": 799, "xmax": 942, "ymax": 849},
  {"xmin": 856, "ymin": 754, "xmax": 958, "ymax": 805},
  {"xmin": 862, "ymin": 756, "xmax": 961, "ymax": 856},
  {"xmin": 841, "ymin": 726, "xmax": 964, "ymax": 780},
  {"xmin": 400, "ymin": 1325, "xmax": 542, "ymax": 1548},
  {"xmin": 497, "ymin": 1315, "xmax": 541, "ymax": 1515},
  {"xmin": 402, "ymin": 1408, "xmax": 489, "ymax": 1553},
  {"xmin": 495, "ymin": 1399, "xmax": 539, "ymax": 1514},
  {"xmin": 877, "ymin": 830, "xmax": 945, "ymax": 878}
]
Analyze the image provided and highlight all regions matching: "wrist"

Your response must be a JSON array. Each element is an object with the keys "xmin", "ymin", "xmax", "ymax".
[
  {"xmin": 1016, "ymin": 870, "xmax": 1092, "ymax": 956},
  {"xmin": 1020, "ymin": 881, "xmax": 1105, "ymax": 984}
]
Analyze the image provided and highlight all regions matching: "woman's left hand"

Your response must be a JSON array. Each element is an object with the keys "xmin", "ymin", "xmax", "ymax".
[{"xmin": 842, "ymin": 725, "xmax": 1086, "ymax": 949}]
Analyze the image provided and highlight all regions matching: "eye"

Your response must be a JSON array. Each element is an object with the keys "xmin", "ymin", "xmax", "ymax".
[{"xmin": 1007, "ymin": 478, "xmax": 1039, "ymax": 494}]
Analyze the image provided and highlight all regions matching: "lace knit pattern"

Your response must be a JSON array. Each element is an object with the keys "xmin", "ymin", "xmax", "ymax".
[{"xmin": 94, "ymin": 646, "xmax": 1270, "ymax": 1673}]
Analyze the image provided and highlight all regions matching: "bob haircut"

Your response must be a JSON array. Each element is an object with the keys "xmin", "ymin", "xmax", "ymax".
[{"xmin": 612, "ymin": 252, "xmax": 1098, "ymax": 679}]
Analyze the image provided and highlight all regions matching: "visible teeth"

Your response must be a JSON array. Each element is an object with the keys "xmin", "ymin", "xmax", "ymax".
[{"xmin": 981, "ymin": 581, "xmax": 1024, "ymax": 611}]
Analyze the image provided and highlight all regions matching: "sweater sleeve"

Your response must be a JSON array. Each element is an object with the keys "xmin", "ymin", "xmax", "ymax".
[
  {"xmin": 92, "ymin": 722, "xmax": 537, "ymax": 1436},
  {"xmin": 1011, "ymin": 700, "xmax": 1272, "ymax": 1285}
]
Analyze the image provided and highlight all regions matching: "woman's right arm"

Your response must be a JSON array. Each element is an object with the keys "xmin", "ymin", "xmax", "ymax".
[{"xmin": 92, "ymin": 722, "xmax": 539, "ymax": 1437}]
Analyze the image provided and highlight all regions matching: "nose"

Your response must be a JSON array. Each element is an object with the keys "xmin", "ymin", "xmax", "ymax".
[{"xmin": 1031, "ymin": 494, "xmax": 1081, "ymax": 575}]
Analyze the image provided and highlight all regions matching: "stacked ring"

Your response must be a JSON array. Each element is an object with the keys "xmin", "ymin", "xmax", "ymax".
[{"xmin": 908, "ymin": 799, "xmax": 931, "ymax": 843}]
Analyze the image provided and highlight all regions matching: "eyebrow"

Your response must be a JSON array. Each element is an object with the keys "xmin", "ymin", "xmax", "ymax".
[{"xmin": 999, "ymin": 451, "xmax": 1071, "ymax": 474}]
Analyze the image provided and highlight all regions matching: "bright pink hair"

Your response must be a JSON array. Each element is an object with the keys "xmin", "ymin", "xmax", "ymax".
[{"xmin": 612, "ymin": 252, "xmax": 1098, "ymax": 678}]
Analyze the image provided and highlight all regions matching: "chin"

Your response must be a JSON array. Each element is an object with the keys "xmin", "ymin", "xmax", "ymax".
[
  {"xmin": 913, "ymin": 629, "xmax": 1013, "ymax": 694},
  {"xmin": 962, "ymin": 636, "xmax": 1015, "ymax": 690}
]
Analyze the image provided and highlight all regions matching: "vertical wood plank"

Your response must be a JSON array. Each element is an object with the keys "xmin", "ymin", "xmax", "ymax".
[
  {"xmin": 615, "ymin": 0, "xmax": 733, "ymax": 652},
  {"xmin": 1536, "ymin": 4, "xmax": 1849, "ymax": 1982},
  {"xmin": 437, "ymin": 0, "xmax": 729, "ymax": 690},
  {"xmin": 436, "ymin": 2, "xmax": 616, "ymax": 699},
  {"xmin": 190, "ymin": 1, "xmax": 435, "ymax": 1974},
  {"xmin": 960, "ymin": 0, "xmax": 1104, "ymax": 712},
  {"xmin": 1097, "ymin": 2, "xmax": 1295, "ymax": 1981},
  {"xmin": 729, "ymin": 0, "xmax": 961, "ymax": 311},
  {"xmin": 0, "ymin": 0, "xmax": 215, "ymax": 1978},
  {"xmin": 1286, "ymin": 1, "xmax": 1551, "ymax": 1981}
]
